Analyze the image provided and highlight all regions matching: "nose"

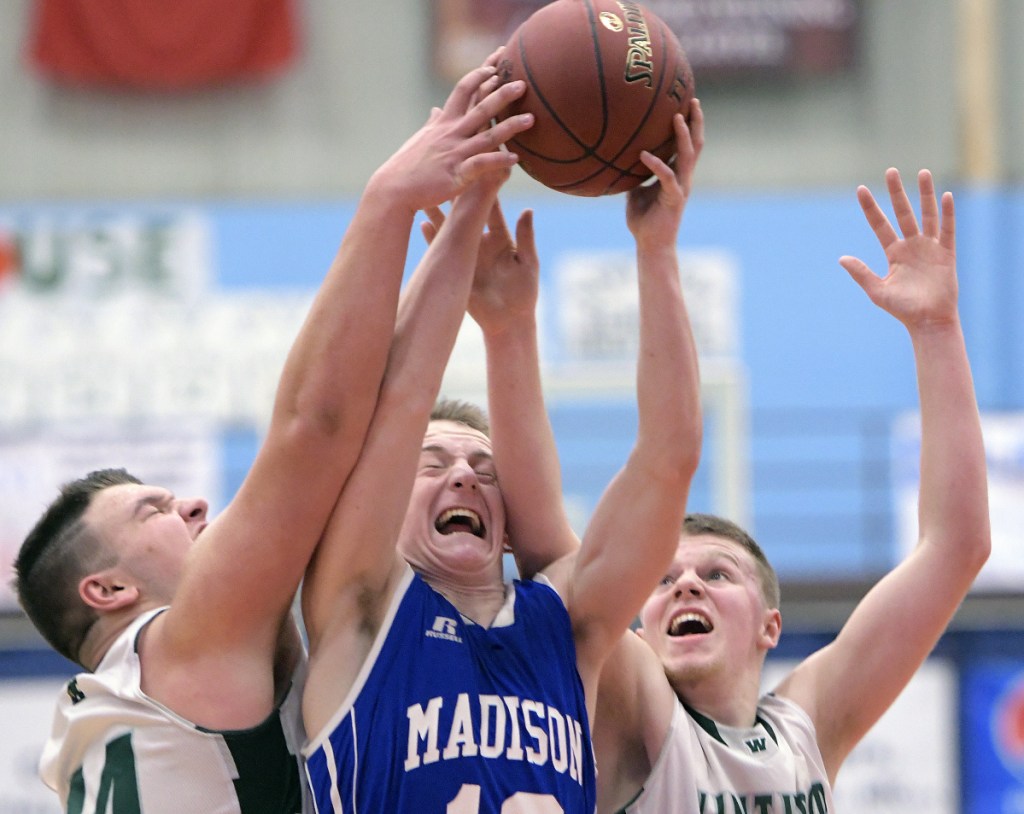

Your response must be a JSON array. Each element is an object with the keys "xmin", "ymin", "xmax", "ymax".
[
  {"xmin": 448, "ymin": 460, "xmax": 478, "ymax": 491},
  {"xmin": 176, "ymin": 497, "xmax": 209, "ymax": 523},
  {"xmin": 673, "ymin": 570, "xmax": 703, "ymax": 599}
]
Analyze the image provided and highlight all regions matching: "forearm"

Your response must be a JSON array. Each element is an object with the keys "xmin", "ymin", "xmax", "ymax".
[
  {"xmin": 571, "ymin": 244, "xmax": 701, "ymax": 653},
  {"xmin": 272, "ymin": 178, "xmax": 416, "ymax": 440},
  {"xmin": 911, "ymin": 319, "xmax": 990, "ymax": 570},
  {"xmin": 634, "ymin": 243, "xmax": 702, "ymax": 480},
  {"xmin": 484, "ymin": 315, "xmax": 578, "ymax": 578},
  {"xmin": 390, "ymin": 279, "xmax": 473, "ymax": 412},
  {"xmin": 303, "ymin": 188, "xmax": 496, "ymax": 634},
  {"xmin": 205, "ymin": 179, "xmax": 417, "ymax": 628}
]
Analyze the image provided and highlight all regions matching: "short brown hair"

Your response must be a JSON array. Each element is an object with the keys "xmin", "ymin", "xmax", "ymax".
[
  {"xmin": 683, "ymin": 513, "xmax": 780, "ymax": 609},
  {"xmin": 12, "ymin": 468, "xmax": 142, "ymax": 666},
  {"xmin": 431, "ymin": 398, "xmax": 490, "ymax": 435}
]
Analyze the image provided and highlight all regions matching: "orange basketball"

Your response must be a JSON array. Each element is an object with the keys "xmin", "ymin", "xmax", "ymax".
[{"xmin": 496, "ymin": 0, "xmax": 695, "ymax": 196}]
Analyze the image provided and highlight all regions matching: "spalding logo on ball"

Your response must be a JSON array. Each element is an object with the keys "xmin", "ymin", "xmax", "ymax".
[{"xmin": 496, "ymin": 0, "xmax": 694, "ymax": 196}]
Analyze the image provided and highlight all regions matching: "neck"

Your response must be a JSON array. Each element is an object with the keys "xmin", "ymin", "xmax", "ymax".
[
  {"xmin": 418, "ymin": 571, "xmax": 508, "ymax": 628},
  {"xmin": 671, "ymin": 666, "xmax": 764, "ymax": 729},
  {"xmin": 77, "ymin": 612, "xmax": 137, "ymax": 672}
]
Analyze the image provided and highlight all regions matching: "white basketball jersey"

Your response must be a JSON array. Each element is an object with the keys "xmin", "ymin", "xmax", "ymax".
[
  {"xmin": 39, "ymin": 608, "xmax": 310, "ymax": 813},
  {"xmin": 622, "ymin": 694, "xmax": 834, "ymax": 813}
]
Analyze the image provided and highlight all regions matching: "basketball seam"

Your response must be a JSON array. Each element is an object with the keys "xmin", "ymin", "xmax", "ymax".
[{"xmin": 549, "ymin": 14, "xmax": 676, "ymax": 194}]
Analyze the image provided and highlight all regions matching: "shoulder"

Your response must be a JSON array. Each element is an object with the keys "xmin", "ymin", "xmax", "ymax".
[
  {"xmin": 759, "ymin": 692, "xmax": 815, "ymax": 731},
  {"xmin": 594, "ymin": 632, "xmax": 678, "ymax": 786},
  {"xmin": 535, "ymin": 550, "xmax": 579, "ymax": 604}
]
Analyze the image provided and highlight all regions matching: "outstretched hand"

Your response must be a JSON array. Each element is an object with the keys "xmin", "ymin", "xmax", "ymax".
[
  {"xmin": 422, "ymin": 198, "xmax": 539, "ymax": 336},
  {"xmin": 625, "ymin": 98, "xmax": 704, "ymax": 249},
  {"xmin": 375, "ymin": 48, "xmax": 534, "ymax": 213},
  {"xmin": 839, "ymin": 168, "xmax": 958, "ymax": 330}
]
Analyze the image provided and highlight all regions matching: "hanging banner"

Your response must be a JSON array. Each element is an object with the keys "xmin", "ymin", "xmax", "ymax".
[
  {"xmin": 26, "ymin": 0, "xmax": 299, "ymax": 90},
  {"xmin": 432, "ymin": 0, "xmax": 859, "ymax": 83}
]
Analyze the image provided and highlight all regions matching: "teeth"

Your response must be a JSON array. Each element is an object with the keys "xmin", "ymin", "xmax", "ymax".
[
  {"xmin": 436, "ymin": 508, "xmax": 482, "ymax": 535},
  {"xmin": 669, "ymin": 612, "xmax": 712, "ymax": 636}
]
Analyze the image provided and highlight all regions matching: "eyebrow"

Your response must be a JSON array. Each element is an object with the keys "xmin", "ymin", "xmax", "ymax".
[{"xmin": 132, "ymin": 492, "xmax": 173, "ymax": 518}]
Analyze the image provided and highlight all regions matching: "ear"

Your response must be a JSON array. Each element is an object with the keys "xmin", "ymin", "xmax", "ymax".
[
  {"xmin": 79, "ymin": 570, "xmax": 139, "ymax": 613},
  {"xmin": 759, "ymin": 607, "xmax": 782, "ymax": 650},
  {"xmin": 635, "ymin": 626, "xmax": 647, "ymax": 641},
  {"xmin": 502, "ymin": 532, "xmax": 512, "ymax": 554}
]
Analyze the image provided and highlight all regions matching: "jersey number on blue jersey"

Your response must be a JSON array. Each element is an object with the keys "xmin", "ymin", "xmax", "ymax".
[{"xmin": 447, "ymin": 784, "xmax": 563, "ymax": 812}]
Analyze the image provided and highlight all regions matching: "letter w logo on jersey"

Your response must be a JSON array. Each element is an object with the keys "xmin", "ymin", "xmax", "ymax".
[
  {"xmin": 745, "ymin": 737, "xmax": 767, "ymax": 753},
  {"xmin": 425, "ymin": 616, "xmax": 462, "ymax": 643}
]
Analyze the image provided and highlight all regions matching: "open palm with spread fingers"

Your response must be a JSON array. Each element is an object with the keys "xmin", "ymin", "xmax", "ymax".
[{"xmin": 839, "ymin": 168, "xmax": 958, "ymax": 330}]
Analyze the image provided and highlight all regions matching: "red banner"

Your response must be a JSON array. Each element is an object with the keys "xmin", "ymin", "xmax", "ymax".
[{"xmin": 26, "ymin": 0, "xmax": 299, "ymax": 90}]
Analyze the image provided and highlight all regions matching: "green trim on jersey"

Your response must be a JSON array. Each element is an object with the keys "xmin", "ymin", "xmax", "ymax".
[
  {"xmin": 682, "ymin": 703, "xmax": 780, "ymax": 748},
  {"xmin": 198, "ymin": 707, "xmax": 303, "ymax": 814}
]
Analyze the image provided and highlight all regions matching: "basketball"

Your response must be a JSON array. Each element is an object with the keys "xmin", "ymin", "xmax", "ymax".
[{"xmin": 496, "ymin": 0, "xmax": 695, "ymax": 197}]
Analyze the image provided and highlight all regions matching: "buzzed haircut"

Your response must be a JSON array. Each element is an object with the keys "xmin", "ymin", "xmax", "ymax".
[
  {"xmin": 431, "ymin": 398, "xmax": 490, "ymax": 436},
  {"xmin": 12, "ymin": 468, "xmax": 142, "ymax": 666},
  {"xmin": 683, "ymin": 513, "xmax": 781, "ymax": 609}
]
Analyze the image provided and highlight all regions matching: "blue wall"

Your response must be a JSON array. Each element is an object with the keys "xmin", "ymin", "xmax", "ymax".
[{"xmin": 207, "ymin": 181, "xmax": 1021, "ymax": 581}]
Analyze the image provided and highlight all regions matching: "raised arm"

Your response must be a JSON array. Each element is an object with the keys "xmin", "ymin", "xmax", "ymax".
[
  {"xmin": 561, "ymin": 103, "xmax": 705, "ymax": 694},
  {"xmin": 152, "ymin": 58, "xmax": 530, "ymax": 707},
  {"xmin": 453, "ymin": 200, "xmax": 578, "ymax": 578},
  {"xmin": 774, "ymin": 168, "xmax": 991, "ymax": 780},
  {"xmin": 301, "ymin": 168, "xmax": 515, "ymax": 735}
]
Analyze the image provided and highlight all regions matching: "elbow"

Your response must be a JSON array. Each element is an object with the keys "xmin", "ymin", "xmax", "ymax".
[
  {"xmin": 968, "ymin": 531, "xmax": 992, "ymax": 576},
  {"xmin": 638, "ymin": 416, "xmax": 703, "ymax": 483},
  {"xmin": 275, "ymin": 385, "xmax": 379, "ymax": 461},
  {"xmin": 374, "ymin": 373, "xmax": 439, "ymax": 428},
  {"xmin": 634, "ymin": 435, "xmax": 702, "ymax": 492}
]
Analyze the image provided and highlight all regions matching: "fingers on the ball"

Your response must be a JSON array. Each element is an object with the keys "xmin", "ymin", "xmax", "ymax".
[
  {"xmin": 637, "ymin": 150, "xmax": 662, "ymax": 179},
  {"xmin": 671, "ymin": 115, "xmax": 698, "ymax": 183},
  {"xmin": 472, "ymin": 73, "xmax": 503, "ymax": 109},
  {"xmin": 483, "ymin": 46, "xmax": 505, "ymax": 69},
  {"xmin": 672, "ymin": 114, "xmax": 690, "ymax": 154},
  {"xmin": 460, "ymin": 153, "xmax": 516, "ymax": 188},
  {"xmin": 447, "ymin": 64, "xmax": 500, "ymax": 115},
  {"xmin": 687, "ymin": 99, "xmax": 705, "ymax": 150},
  {"xmin": 474, "ymin": 80, "xmax": 527, "ymax": 127},
  {"xmin": 485, "ymin": 112, "xmax": 533, "ymax": 152}
]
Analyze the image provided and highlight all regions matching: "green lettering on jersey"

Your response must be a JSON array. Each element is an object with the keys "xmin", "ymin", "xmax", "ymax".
[
  {"xmin": 66, "ymin": 733, "xmax": 141, "ymax": 814},
  {"xmin": 67, "ymin": 678, "xmax": 86, "ymax": 705},
  {"xmin": 218, "ymin": 712, "xmax": 302, "ymax": 813}
]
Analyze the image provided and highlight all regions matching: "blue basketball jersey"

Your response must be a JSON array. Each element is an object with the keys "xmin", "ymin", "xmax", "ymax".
[{"xmin": 304, "ymin": 567, "xmax": 597, "ymax": 813}]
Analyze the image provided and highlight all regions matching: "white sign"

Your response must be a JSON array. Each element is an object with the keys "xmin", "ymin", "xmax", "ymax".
[
  {"xmin": 893, "ymin": 411, "xmax": 1024, "ymax": 591},
  {"xmin": 763, "ymin": 658, "xmax": 959, "ymax": 813},
  {"xmin": 555, "ymin": 248, "xmax": 739, "ymax": 363}
]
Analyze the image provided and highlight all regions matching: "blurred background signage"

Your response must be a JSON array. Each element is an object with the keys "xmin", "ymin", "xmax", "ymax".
[{"xmin": 432, "ymin": 0, "xmax": 860, "ymax": 83}]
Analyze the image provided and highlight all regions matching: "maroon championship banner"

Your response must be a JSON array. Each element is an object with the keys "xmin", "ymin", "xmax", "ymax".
[{"xmin": 432, "ymin": 0, "xmax": 859, "ymax": 84}]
